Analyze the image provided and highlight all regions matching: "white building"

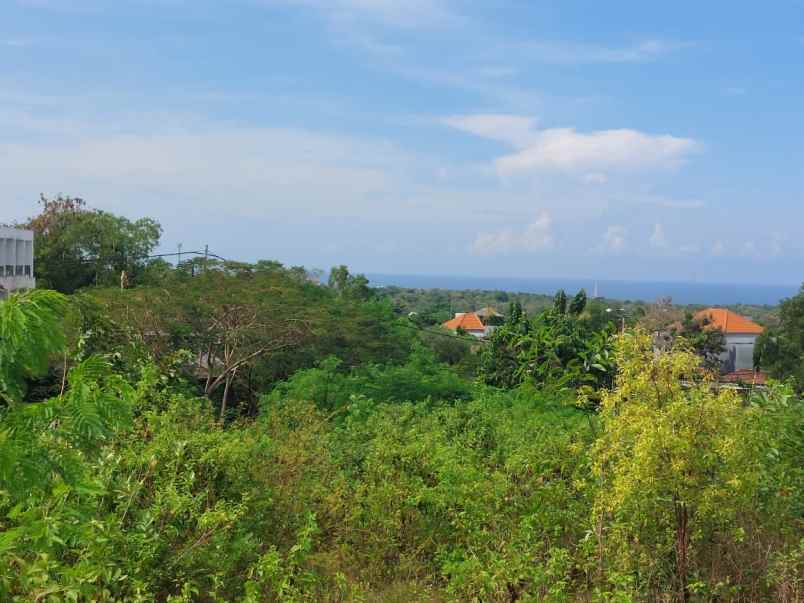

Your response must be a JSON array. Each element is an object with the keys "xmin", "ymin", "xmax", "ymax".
[
  {"xmin": 0, "ymin": 226, "xmax": 36, "ymax": 298},
  {"xmin": 695, "ymin": 308, "xmax": 763, "ymax": 372}
]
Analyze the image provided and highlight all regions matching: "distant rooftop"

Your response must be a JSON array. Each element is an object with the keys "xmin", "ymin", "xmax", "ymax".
[
  {"xmin": 443, "ymin": 312, "xmax": 485, "ymax": 332},
  {"xmin": 695, "ymin": 308, "xmax": 763, "ymax": 335}
]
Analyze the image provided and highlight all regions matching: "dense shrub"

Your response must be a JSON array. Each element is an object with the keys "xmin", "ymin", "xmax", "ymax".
[{"xmin": 1, "ymin": 291, "xmax": 801, "ymax": 602}]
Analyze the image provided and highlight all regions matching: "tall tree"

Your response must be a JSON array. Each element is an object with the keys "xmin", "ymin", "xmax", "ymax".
[
  {"xmin": 553, "ymin": 289, "xmax": 568, "ymax": 315},
  {"xmin": 25, "ymin": 195, "xmax": 162, "ymax": 293},
  {"xmin": 328, "ymin": 265, "xmax": 372, "ymax": 301},
  {"xmin": 569, "ymin": 289, "xmax": 587, "ymax": 316},
  {"xmin": 755, "ymin": 284, "xmax": 804, "ymax": 391}
]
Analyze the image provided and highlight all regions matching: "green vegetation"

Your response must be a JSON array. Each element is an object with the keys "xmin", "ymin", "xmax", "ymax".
[
  {"xmin": 756, "ymin": 285, "xmax": 804, "ymax": 392},
  {"xmin": 24, "ymin": 195, "xmax": 162, "ymax": 293},
  {"xmin": 479, "ymin": 294, "xmax": 616, "ymax": 397},
  {"xmin": 376, "ymin": 285, "xmax": 780, "ymax": 329},
  {"xmin": 0, "ymin": 203, "xmax": 801, "ymax": 601}
]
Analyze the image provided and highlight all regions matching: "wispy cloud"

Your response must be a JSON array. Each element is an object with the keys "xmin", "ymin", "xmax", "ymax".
[
  {"xmin": 271, "ymin": 0, "xmax": 459, "ymax": 28},
  {"xmin": 442, "ymin": 114, "xmax": 539, "ymax": 148},
  {"xmin": 472, "ymin": 210, "xmax": 553, "ymax": 256},
  {"xmin": 2, "ymin": 38, "xmax": 32, "ymax": 47},
  {"xmin": 598, "ymin": 225, "xmax": 628, "ymax": 254},
  {"xmin": 650, "ymin": 223, "xmax": 668, "ymax": 249},
  {"xmin": 648, "ymin": 197, "xmax": 705, "ymax": 209},
  {"xmin": 723, "ymin": 86, "xmax": 747, "ymax": 96},
  {"xmin": 516, "ymin": 38, "xmax": 694, "ymax": 65}
]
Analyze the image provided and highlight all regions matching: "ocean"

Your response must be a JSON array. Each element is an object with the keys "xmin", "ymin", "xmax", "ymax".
[{"xmin": 365, "ymin": 273, "xmax": 800, "ymax": 306}]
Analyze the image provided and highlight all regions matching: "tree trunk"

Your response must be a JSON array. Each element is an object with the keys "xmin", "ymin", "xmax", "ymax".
[
  {"xmin": 675, "ymin": 500, "xmax": 689, "ymax": 603},
  {"xmin": 220, "ymin": 371, "xmax": 232, "ymax": 423}
]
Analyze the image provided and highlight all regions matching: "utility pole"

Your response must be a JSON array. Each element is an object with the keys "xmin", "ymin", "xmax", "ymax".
[
  {"xmin": 177, "ymin": 243, "xmax": 183, "ymax": 268},
  {"xmin": 204, "ymin": 244, "xmax": 209, "ymax": 273}
]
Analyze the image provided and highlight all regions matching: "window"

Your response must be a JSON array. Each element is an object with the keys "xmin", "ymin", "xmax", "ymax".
[{"xmin": 24, "ymin": 265, "xmax": 31, "ymax": 277}]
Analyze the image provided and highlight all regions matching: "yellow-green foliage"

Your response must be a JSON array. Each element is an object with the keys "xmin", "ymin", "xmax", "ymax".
[
  {"xmin": 0, "ymin": 294, "xmax": 801, "ymax": 602},
  {"xmin": 591, "ymin": 331, "xmax": 793, "ymax": 601}
]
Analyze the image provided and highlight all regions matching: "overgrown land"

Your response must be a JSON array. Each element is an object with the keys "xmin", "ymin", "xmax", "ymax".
[{"xmin": 1, "ymin": 197, "xmax": 802, "ymax": 602}]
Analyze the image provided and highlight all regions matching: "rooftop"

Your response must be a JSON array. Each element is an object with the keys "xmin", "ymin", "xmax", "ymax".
[
  {"xmin": 694, "ymin": 308, "xmax": 763, "ymax": 335},
  {"xmin": 443, "ymin": 312, "xmax": 485, "ymax": 332}
]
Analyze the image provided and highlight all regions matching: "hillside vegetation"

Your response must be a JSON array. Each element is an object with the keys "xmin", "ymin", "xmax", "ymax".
[{"xmin": 0, "ymin": 201, "xmax": 801, "ymax": 602}]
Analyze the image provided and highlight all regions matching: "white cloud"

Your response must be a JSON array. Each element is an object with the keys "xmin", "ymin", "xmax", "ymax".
[
  {"xmin": 443, "ymin": 115, "xmax": 699, "ymax": 177},
  {"xmin": 650, "ymin": 223, "xmax": 667, "ymax": 248},
  {"xmin": 600, "ymin": 225, "xmax": 627, "ymax": 253},
  {"xmin": 496, "ymin": 128, "xmax": 698, "ymax": 175},
  {"xmin": 711, "ymin": 240, "xmax": 726, "ymax": 257},
  {"xmin": 472, "ymin": 210, "xmax": 553, "ymax": 256}
]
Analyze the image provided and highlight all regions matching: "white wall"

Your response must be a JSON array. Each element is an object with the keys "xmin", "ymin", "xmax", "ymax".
[
  {"xmin": 719, "ymin": 333, "xmax": 759, "ymax": 372},
  {"xmin": 0, "ymin": 226, "xmax": 35, "ymax": 295}
]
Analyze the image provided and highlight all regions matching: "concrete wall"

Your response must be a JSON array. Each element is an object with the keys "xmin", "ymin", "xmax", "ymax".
[
  {"xmin": 719, "ymin": 333, "xmax": 759, "ymax": 372},
  {"xmin": 0, "ymin": 226, "xmax": 35, "ymax": 297}
]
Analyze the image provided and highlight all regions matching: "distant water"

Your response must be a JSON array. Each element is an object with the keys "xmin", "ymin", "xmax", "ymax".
[{"xmin": 366, "ymin": 273, "xmax": 799, "ymax": 306}]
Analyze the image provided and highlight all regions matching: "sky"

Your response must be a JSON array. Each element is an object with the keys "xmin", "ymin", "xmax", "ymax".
[{"xmin": 2, "ymin": 1, "xmax": 803, "ymax": 285}]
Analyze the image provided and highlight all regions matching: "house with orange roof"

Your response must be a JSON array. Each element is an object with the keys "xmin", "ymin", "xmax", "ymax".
[
  {"xmin": 442, "ymin": 311, "xmax": 491, "ymax": 338},
  {"xmin": 694, "ymin": 308, "xmax": 763, "ymax": 373}
]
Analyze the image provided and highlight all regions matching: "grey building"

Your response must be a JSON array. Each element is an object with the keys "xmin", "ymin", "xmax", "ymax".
[
  {"xmin": 0, "ymin": 226, "xmax": 36, "ymax": 299},
  {"xmin": 695, "ymin": 308, "xmax": 764, "ymax": 372}
]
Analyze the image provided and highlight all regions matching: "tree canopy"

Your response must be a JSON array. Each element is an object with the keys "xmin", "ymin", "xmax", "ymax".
[
  {"xmin": 756, "ymin": 283, "xmax": 804, "ymax": 390},
  {"xmin": 24, "ymin": 195, "xmax": 162, "ymax": 293}
]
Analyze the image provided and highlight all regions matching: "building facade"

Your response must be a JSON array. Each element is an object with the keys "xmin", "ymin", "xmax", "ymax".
[
  {"xmin": 0, "ymin": 226, "xmax": 36, "ymax": 298},
  {"xmin": 695, "ymin": 308, "xmax": 764, "ymax": 372}
]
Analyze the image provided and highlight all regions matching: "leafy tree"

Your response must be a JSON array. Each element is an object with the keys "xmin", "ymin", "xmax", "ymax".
[
  {"xmin": 480, "ymin": 303, "xmax": 615, "ymax": 392},
  {"xmin": 672, "ymin": 312, "xmax": 726, "ymax": 371},
  {"xmin": 553, "ymin": 289, "xmax": 568, "ymax": 315},
  {"xmin": 25, "ymin": 194, "xmax": 162, "ymax": 293},
  {"xmin": 328, "ymin": 265, "xmax": 372, "ymax": 301},
  {"xmin": 755, "ymin": 284, "xmax": 804, "ymax": 391},
  {"xmin": 585, "ymin": 297, "xmax": 614, "ymax": 332},
  {"xmin": 99, "ymin": 264, "xmax": 315, "ymax": 419},
  {"xmin": 592, "ymin": 332, "xmax": 764, "ymax": 601},
  {"xmin": 568, "ymin": 288, "xmax": 587, "ymax": 316},
  {"xmin": 0, "ymin": 290, "xmax": 67, "ymax": 402}
]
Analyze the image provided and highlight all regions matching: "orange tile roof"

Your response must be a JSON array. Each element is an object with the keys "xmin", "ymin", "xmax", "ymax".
[
  {"xmin": 443, "ymin": 312, "xmax": 486, "ymax": 332},
  {"xmin": 694, "ymin": 308, "xmax": 763, "ymax": 334}
]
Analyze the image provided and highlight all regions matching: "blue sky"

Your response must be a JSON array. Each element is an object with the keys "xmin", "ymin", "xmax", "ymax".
[{"xmin": 2, "ymin": 1, "xmax": 803, "ymax": 285}]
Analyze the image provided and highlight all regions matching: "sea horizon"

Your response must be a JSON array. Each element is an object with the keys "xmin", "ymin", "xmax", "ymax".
[{"xmin": 365, "ymin": 273, "xmax": 800, "ymax": 306}]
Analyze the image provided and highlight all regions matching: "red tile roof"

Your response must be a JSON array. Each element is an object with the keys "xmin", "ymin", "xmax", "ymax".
[
  {"xmin": 443, "ymin": 312, "xmax": 485, "ymax": 332},
  {"xmin": 694, "ymin": 308, "xmax": 763, "ymax": 335}
]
